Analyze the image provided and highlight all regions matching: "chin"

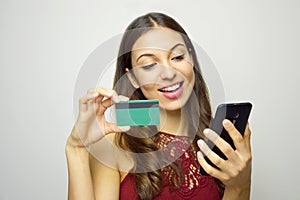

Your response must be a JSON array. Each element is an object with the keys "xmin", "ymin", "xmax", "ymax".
[{"xmin": 159, "ymin": 98, "xmax": 188, "ymax": 111}]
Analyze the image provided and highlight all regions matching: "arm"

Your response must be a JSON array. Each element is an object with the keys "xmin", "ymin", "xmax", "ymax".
[
  {"xmin": 197, "ymin": 120, "xmax": 252, "ymax": 200},
  {"xmin": 89, "ymin": 148, "xmax": 120, "ymax": 199},
  {"xmin": 66, "ymin": 131, "xmax": 122, "ymax": 200},
  {"xmin": 66, "ymin": 88, "xmax": 129, "ymax": 200},
  {"xmin": 66, "ymin": 133, "xmax": 95, "ymax": 200}
]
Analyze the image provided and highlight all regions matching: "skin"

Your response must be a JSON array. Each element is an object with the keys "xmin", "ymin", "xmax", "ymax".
[
  {"xmin": 66, "ymin": 88, "xmax": 124, "ymax": 200},
  {"xmin": 197, "ymin": 121, "xmax": 252, "ymax": 199},
  {"xmin": 66, "ymin": 27, "xmax": 252, "ymax": 200},
  {"xmin": 129, "ymin": 27, "xmax": 195, "ymax": 134},
  {"xmin": 131, "ymin": 28, "xmax": 195, "ymax": 111}
]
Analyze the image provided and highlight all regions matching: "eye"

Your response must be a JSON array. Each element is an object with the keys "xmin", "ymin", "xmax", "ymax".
[
  {"xmin": 141, "ymin": 63, "xmax": 157, "ymax": 70},
  {"xmin": 171, "ymin": 54, "xmax": 185, "ymax": 62}
]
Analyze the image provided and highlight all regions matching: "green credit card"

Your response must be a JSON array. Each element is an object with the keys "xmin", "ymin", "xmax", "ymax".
[{"xmin": 115, "ymin": 100, "xmax": 160, "ymax": 126}]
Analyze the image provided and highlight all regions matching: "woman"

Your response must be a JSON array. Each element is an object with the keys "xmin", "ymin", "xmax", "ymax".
[{"xmin": 66, "ymin": 12, "xmax": 252, "ymax": 200}]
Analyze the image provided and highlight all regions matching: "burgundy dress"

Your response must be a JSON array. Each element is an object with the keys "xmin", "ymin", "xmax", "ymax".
[{"xmin": 120, "ymin": 132, "xmax": 222, "ymax": 200}]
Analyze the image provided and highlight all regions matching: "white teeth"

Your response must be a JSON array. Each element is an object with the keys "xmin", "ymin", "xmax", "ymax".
[{"xmin": 161, "ymin": 83, "xmax": 181, "ymax": 92}]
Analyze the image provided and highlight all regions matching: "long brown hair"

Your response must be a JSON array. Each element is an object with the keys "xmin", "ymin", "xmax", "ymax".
[{"xmin": 113, "ymin": 12, "xmax": 219, "ymax": 199}]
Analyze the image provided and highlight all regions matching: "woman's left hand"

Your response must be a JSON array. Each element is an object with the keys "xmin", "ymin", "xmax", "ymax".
[{"xmin": 197, "ymin": 119, "xmax": 252, "ymax": 188}]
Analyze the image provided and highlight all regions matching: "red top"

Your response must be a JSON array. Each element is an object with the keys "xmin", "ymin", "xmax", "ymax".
[{"xmin": 120, "ymin": 132, "xmax": 222, "ymax": 200}]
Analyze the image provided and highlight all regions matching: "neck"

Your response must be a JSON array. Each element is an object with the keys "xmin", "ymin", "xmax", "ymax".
[{"xmin": 158, "ymin": 108, "xmax": 189, "ymax": 136}]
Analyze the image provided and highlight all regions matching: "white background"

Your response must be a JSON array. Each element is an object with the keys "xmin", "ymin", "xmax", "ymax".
[{"xmin": 1, "ymin": 0, "xmax": 299, "ymax": 199}]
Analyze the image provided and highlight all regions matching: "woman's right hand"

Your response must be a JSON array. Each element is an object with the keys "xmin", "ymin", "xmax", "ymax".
[{"xmin": 67, "ymin": 87, "xmax": 129, "ymax": 148}]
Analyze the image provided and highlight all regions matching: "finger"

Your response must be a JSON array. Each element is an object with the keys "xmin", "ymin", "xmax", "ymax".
[
  {"xmin": 90, "ymin": 88, "xmax": 122, "ymax": 103},
  {"xmin": 80, "ymin": 92, "xmax": 100, "ymax": 104},
  {"xmin": 118, "ymin": 95, "xmax": 130, "ymax": 102},
  {"xmin": 197, "ymin": 139, "xmax": 225, "ymax": 169},
  {"xmin": 222, "ymin": 119, "xmax": 246, "ymax": 151},
  {"xmin": 95, "ymin": 95, "xmax": 104, "ymax": 104},
  {"xmin": 203, "ymin": 128, "xmax": 238, "ymax": 161},
  {"xmin": 111, "ymin": 90, "xmax": 120, "ymax": 103},
  {"xmin": 88, "ymin": 95, "xmax": 103, "ymax": 111},
  {"xmin": 197, "ymin": 151, "xmax": 224, "ymax": 179},
  {"xmin": 96, "ymin": 94, "xmax": 128, "ymax": 105},
  {"xmin": 79, "ymin": 92, "xmax": 100, "ymax": 111},
  {"xmin": 92, "ymin": 98, "xmax": 112, "ymax": 116},
  {"xmin": 87, "ymin": 87, "xmax": 114, "ymax": 99},
  {"xmin": 104, "ymin": 122, "xmax": 130, "ymax": 134},
  {"xmin": 244, "ymin": 123, "xmax": 252, "ymax": 153},
  {"xmin": 204, "ymin": 127, "xmax": 252, "ymax": 176},
  {"xmin": 97, "ymin": 94, "xmax": 129, "ymax": 114}
]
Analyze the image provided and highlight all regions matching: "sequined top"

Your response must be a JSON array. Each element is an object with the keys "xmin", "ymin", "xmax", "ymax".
[{"xmin": 120, "ymin": 132, "xmax": 222, "ymax": 200}]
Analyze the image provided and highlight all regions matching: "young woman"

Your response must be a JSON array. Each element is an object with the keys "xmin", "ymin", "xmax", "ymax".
[{"xmin": 66, "ymin": 12, "xmax": 252, "ymax": 200}]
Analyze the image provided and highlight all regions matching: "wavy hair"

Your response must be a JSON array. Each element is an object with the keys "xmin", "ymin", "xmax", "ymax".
[{"xmin": 113, "ymin": 12, "xmax": 222, "ymax": 199}]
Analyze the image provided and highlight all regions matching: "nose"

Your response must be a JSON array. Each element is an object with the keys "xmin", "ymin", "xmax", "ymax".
[{"xmin": 160, "ymin": 65, "xmax": 176, "ymax": 80}]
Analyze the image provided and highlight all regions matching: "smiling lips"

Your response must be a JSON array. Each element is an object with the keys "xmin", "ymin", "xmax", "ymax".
[{"xmin": 158, "ymin": 81, "xmax": 184, "ymax": 99}]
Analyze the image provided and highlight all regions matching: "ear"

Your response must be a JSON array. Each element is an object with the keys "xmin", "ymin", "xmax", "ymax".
[{"xmin": 126, "ymin": 68, "xmax": 140, "ymax": 89}]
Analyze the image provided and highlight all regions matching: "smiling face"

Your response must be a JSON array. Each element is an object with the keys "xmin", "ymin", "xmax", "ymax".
[{"xmin": 130, "ymin": 27, "xmax": 195, "ymax": 111}]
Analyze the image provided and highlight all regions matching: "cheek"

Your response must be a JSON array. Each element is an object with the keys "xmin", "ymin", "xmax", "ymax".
[
  {"xmin": 185, "ymin": 71, "xmax": 195, "ymax": 95},
  {"xmin": 140, "ymin": 84, "xmax": 157, "ymax": 96},
  {"xmin": 179, "ymin": 64, "xmax": 195, "ymax": 84},
  {"xmin": 186, "ymin": 67, "xmax": 194, "ymax": 78},
  {"xmin": 134, "ymin": 71, "xmax": 161, "ymax": 86}
]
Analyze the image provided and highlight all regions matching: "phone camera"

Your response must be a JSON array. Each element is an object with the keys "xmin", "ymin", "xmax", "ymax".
[{"xmin": 234, "ymin": 113, "xmax": 239, "ymax": 118}]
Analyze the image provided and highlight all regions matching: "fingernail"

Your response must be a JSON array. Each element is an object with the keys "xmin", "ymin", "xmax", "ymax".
[
  {"xmin": 93, "ymin": 92, "xmax": 99, "ymax": 97},
  {"xmin": 119, "ymin": 126, "xmax": 130, "ymax": 132},
  {"xmin": 203, "ymin": 129, "xmax": 210, "ymax": 136},
  {"xmin": 118, "ymin": 95, "xmax": 129, "ymax": 102},
  {"xmin": 197, "ymin": 139, "xmax": 204, "ymax": 147},
  {"xmin": 197, "ymin": 151, "xmax": 203, "ymax": 159},
  {"xmin": 223, "ymin": 119, "xmax": 230, "ymax": 127},
  {"xmin": 112, "ymin": 94, "xmax": 120, "ymax": 103}
]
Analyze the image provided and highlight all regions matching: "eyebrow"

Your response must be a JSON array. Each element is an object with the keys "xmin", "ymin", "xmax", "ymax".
[{"xmin": 135, "ymin": 43, "xmax": 185, "ymax": 63}]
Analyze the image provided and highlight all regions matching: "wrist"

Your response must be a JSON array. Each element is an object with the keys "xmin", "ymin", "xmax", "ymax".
[
  {"xmin": 226, "ymin": 183, "xmax": 251, "ymax": 193},
  {"xmin": 66, "ymin": 126, "xmax": 86, "ymax": 148},
  {"xmin": 65, "ymin": 130, "xmax": 89, "ymax": 156},
  {"xmin": 65, "ymin": 140, "xmax": 90, "ymax": 163},
  {"xmin": 223, "ymin": 182, "xmax": 251, "ymax": 200}
]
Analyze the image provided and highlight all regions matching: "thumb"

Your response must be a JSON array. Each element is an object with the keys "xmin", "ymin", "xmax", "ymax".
[
  {"xmin": 104, "ymin": 122, "xmax": 130, "ymax": 133},
  {"xmin": 117, "ymin": 125, "xmax": 130, "ymax": 132}
]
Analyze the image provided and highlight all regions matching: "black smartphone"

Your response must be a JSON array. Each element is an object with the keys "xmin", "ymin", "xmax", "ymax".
[{"xmin": 200, "ymin": 102, "xmax": 252, "ymax": 175}]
